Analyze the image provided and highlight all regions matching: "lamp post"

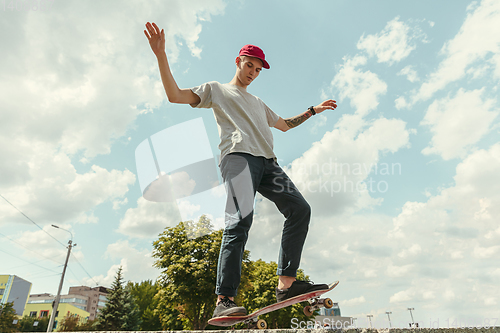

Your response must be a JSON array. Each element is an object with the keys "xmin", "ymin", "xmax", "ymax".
[
  {"xmin": 367, "ymin": 315, "xmax": 373, "ymax": 328},
  {"xmin": 386, "ymin": 311, "xmax": 392, "ymax": 328},
  {"xmin": 46, "ymin": 225, "xmax": 76, "ymax": 332},
  {"xmin": 407, "ymin": 307, "xmax": 415, "ymax": 328}
]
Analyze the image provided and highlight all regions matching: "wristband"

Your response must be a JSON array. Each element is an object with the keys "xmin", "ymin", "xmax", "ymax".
[{"xmin": 308, "ymin": 106, "xmax": 316, "ymax": 115}]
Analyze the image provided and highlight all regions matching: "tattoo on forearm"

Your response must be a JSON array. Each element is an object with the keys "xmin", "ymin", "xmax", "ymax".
[{"xmin": 285, "ymin": 110, "xmax": 313, "ymax": 129}]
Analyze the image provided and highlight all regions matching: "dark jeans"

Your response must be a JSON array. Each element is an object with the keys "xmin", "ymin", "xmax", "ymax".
[{"xmin": 216, "ymin": 153, "xmax": 311, "ymax": 297}]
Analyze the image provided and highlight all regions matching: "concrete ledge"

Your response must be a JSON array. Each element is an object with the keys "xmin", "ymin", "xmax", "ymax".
[{"xmin": 42, "ymin": 327, "xmax": 500, "ymax": 333}]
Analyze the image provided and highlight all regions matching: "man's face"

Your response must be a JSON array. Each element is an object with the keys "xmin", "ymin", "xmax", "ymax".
[{"xmin": 236, "ymin": 56, "xmax": 263, "ymax": 86}]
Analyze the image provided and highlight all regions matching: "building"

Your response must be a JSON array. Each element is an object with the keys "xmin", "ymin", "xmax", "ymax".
[
  {"xmin": 68, "ymin": 286, "xmax": 108, "ymax": 320},
  {"xmin": 27, "ymin": 293, "xmax": 89, "ymax": 312},
  {"xmin": 23, "ymin": 300, "xmax": 90, "ymax": 330},
  {"xmin": 24, "ymin": 285, "xmax": 109, "ymax": 322},
  {"xmin": 314, "ymin": 302, "xmax": 353, "ymax": 328},
  {"xmin": 0, "ymin": 275, "xmax": 32, "ymax": 316}
]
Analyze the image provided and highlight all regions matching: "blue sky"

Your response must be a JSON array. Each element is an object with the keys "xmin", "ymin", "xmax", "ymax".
[{"xmin": 1, "ymin": 0, "xmax": 499, "ymax": 328}]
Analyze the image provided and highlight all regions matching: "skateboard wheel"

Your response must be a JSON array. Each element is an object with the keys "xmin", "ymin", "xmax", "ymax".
[
  {"xmin": 303, "ymin": 305, "xmax": 313, "ymax": 317},
  {"xmin": 257, "ymin": 319, "xmax": 267, "ymax": 329},
  {"xmin": 323, "ymin": 298, "xmax": 334, "ymax": 309}
]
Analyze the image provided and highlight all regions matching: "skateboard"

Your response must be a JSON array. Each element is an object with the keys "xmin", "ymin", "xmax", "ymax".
[{"xmin": 208, "ymin": 281, "xmax": 339, "ymax": 329}]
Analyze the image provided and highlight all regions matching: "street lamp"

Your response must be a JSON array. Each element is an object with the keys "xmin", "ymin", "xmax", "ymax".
[
  {"xmin": 51, "ymin": 224, "xmax": 73, "ymax": 241},
  {"xmin": 367, "ymin": 315, "xmax": 373, "ymax": 328},
  {"xmin": 47, "ymin": 225, "xmax": 76, "ymax": 332},
  {"xmin": 407, "ymin": 307, "xmax": 415, "ymax": 328},
  {"xmin": 386, "ymin": 311, "xmax": 392, "ymax": 328}
]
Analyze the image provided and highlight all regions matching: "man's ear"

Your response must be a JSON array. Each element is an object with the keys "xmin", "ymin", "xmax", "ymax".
[{"xmin": 235, "ymin": 56, "xmax": 242, "ymax": 68}]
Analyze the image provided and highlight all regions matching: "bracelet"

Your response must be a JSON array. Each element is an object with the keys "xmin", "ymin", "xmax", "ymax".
[{"xmin": 308, "ymin": 106, "xmax": 316, "ymax": 115}]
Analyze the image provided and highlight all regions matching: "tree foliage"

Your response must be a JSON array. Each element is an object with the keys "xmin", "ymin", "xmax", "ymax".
[
  {"xmin": 58, "ymin": 314, "xmax": 79, "ymax": 332},
  {"xmin": 17, "ymin": 315, "xmax": 49, "ymax": 332},
  {"xmin": 239, "ymin": 259, "xmax": 315, "ymax": 328},
  {"xmin": 153, "ymin": 215, "xmax": 251, "ymax": 330},
  {"xmin": 152, "ymin": 215, "xmax": 320, "ymax": 330},
  {"xmin": 57, "ymin": 315, "xmax": 98, "ymax": 331},
  {"xmin": 127, "ymin": 280, "xmax": 162, "ymax": 331},
  {"xmin": 95, "ymin": 266, "xmax": 140, "ymax": 331},
  {"xmin": 0, "ymin": 302, "xmax": 17, "ymax": 333}
]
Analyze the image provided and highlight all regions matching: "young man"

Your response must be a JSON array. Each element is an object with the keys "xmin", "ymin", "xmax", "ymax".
[{"xmin": 145, "ymin": 22, "xmax": 337, "ymax": 318}]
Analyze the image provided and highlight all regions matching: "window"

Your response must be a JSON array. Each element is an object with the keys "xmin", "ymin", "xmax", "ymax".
[
  {"xmin": 40, "ymin": 310, "xmax": 49, "ymax": 318},
  {"xmin": 29, "ymin": 311, "xmax": 37, "ymax": 317},
  {"xmin": 0, "ymin": 289, "xmax": 4, "ymax": 295}
]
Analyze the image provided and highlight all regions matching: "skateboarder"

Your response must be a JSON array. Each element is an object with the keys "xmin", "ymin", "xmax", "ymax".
[{"xmin": 145, "ymin": 22, "xmax": 337, "ymax": 318}]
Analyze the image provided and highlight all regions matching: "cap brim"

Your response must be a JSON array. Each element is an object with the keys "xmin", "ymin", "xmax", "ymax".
[{"xmin": 240, "ymin": 52, "xmax": 270, "ymax": 69}]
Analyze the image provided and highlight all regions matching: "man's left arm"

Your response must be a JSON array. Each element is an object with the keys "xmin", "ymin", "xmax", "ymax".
[{"xmin": 274, "ymin": 99, "xmax": 337, "ymax": 132}]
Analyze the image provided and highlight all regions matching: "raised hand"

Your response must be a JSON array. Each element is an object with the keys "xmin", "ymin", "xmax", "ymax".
[
  {"xmin": 144, "ymin": 22, "xmax": 165, "ymax": 56},
  {"xmin": 314, "ymin": 99, "xmax": 337, "ymax": 114}
]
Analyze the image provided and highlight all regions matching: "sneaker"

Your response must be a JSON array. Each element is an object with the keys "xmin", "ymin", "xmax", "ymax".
[
  {"xmin": 212, "ymin": 297, "xmax": 247, "ymax": 318},
  {"xmin": 275, "ymin": 280, "xmax": 329, "ymax": 303}
]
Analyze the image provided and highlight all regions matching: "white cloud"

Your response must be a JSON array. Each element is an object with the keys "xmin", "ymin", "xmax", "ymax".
[
  {"xmin": 394, "ymin": 96, "xmax": 409, "ymax": 110},
  {"xmin": 80, "ymin": 240, "xmax": 160, "ymax": 287},
  {"xmin": 420, "ymin": 88, "xmax": 498, "ymax": 160},
  {"xmin": 0, "ymin": 143, "xmax": 135, "ymax": 225},
  {"xmin": 0, "ymin": 0, "xmax": 225, "ymax": 158},
  {"xmin": 0, "ymin": 0, "xmax": 224, "ymax": 230},
  {"xmin": 398, "ymin": 65, "xmax": 419, "ymax": 82},
  {"xmin": 281, "ymin": 117, "xmax": 409, "ymax": 218},
  {"xmin": 412, "ymin": 0, "xmax": 500, "ymax": 103},
  {"xmin": 386, "ymin": 263, "xmax": 414, "ymax": 278},
  {"xmin": 357, "ymin": 17, "xmax": 426, "ymax": 65},
  {"xmin": 308, "ymin": 114, "xmax": 328, "ymax": 134},
  {"xmin": 329, "ymin": 55, "xmax": 387, "ymax": 118},
  {"xmin": 14, "ymin": 224, "xmax": 85, "ymax": 277},
  {"xmin": 389, "ymin": 289, "xmax": 414, "ymax": 303},
  {"xmin": 341, "ymin": 296, "xmax": 366, "ymax": 307},
  {"xmin": 385, "ymin": 143, "xmax": 500, "ymax": 314},
  {"xmin": 118, "ymin": 197, "xmax": 182, "ymax": 238}
]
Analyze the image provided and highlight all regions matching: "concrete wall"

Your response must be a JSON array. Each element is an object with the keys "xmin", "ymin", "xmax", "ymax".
[{"xmin": 27, "ymin": 327, "xmax": 500, "ymax": 333}]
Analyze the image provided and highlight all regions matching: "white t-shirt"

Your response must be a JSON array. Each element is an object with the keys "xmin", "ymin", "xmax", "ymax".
[{"xmin": 190, "ymin": 81, "xmax": 280, "ymax": 162}]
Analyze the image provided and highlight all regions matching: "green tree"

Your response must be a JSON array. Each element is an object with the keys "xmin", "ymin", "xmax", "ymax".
[
  {"xmin": 58, "ymin": 314, "xmax": 79, "ymax": 332},
  {"xmin": 95, "ymin": 266, "xmax": 141, "ymax": 331},
  {"xmin": 153, "ymin": 215, "xmax": 251, "ymax": 330},
  {"xmin": 17, "ymin": 315, "xmax": 49, "ymax": 332},
  {"xmin": 56, "ymin": 315, "xmax": 98, "ymax": 331},
  {"xmin": 238, "ymin": 259, "xmax": 315, "ymax": 329},
  {"xmin": 0, "ymin": 302, "xmax": 17, "ymax": 333},
  {"xmin": 74, "ymin": 318, "xmax": 98, "ymax": 331},
  {"xmin": 127, "ymin": 280, "xmax": 162, "ymax": 331}
]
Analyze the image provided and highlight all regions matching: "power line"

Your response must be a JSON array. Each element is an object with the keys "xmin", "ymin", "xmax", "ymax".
[
  {"xmin": 71, "ymin": 253, "xmax": 100, "ymax": 286},
  {"xmin": 0, "ymin": 247, "xmax": 60, "ymax": 274},
  {"xmin": 0, "ymin": 232, "xmax": 62, "ymax": 265},
  {"xmin": 0, "ymin": 194, "xmax": 66, "ymax": 248},
  {"xmin": 1, "ymin": 194, "xmax": 101, "ymax": 288}
]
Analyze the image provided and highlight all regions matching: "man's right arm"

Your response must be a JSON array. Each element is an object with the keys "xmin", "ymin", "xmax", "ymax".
[
  {"xmin": 155, "ymin": 51, "xmax": 200, "ymax": 105},
  {"xmin": 145, "ymin": 22, "xmax": 201, "ymax": 106}
]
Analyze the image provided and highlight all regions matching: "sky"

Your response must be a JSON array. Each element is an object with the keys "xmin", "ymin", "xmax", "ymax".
[{"xmin": 1, "ymin": 0, "xmax": 499, "ymax": 328}]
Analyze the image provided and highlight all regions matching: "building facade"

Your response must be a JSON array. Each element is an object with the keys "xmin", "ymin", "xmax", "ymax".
[
  {"xmin": 0, "ymin": 274, "xmax": 32, "ymax": 316},
  {"xmin": 68, "ymin": 286, "xmax": 108, "ymax": 320},
  {"xmin": 23, "ymin": 301, "xmax": 90, "ymax": 330},
  {"xmin": 315, "ymin": 303, "xmax": 353, "ymax": 328}
]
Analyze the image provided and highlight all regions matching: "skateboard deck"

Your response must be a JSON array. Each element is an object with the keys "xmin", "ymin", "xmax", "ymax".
[{"xmin": 208, "ymin": 281, "xmax": 339, "ymax": 328}]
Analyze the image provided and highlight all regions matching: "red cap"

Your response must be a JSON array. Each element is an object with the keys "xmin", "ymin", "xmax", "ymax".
[{"xmin": 239, "ymin": 44, "xmax": 270, "ymax": 69}]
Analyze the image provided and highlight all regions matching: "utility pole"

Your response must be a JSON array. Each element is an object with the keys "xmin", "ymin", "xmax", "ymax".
[
  {"xmin": 386, "ymin": 311, "xmax": 393, "ymax": 328},
  {"xmin": 47, "ymin": 226, "xmax": 75, "ymax": 332},
  {"xmin": 407, "ymin": 307, "xmax": 415, "ymax": 328},
  {"xmin": 367, "ymin": 314, "xmax": 373, "ymax": 328}
]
